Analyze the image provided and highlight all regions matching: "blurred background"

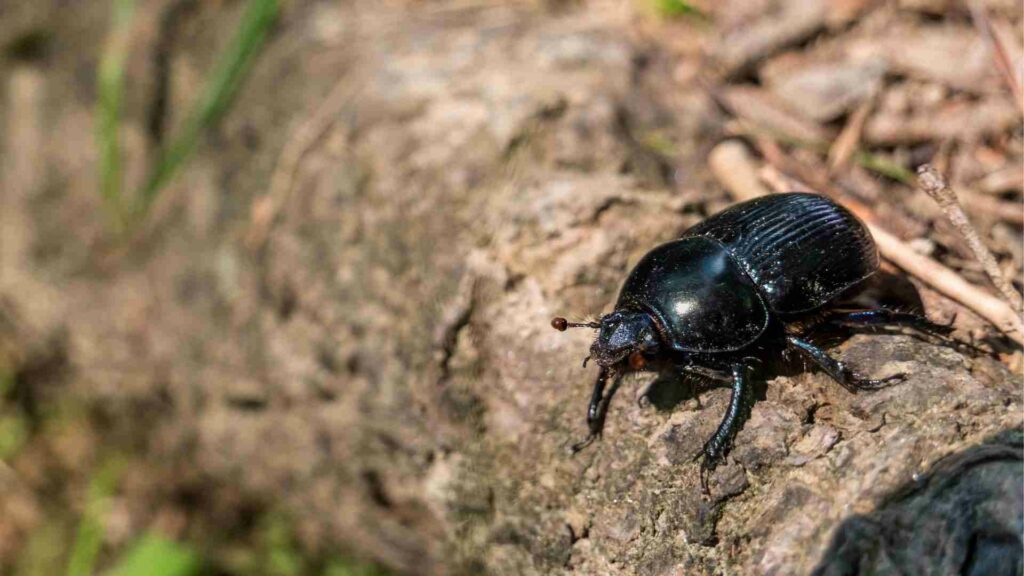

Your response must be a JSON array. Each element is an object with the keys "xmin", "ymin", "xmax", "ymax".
[{"xmin": 0, "ymin": 0, "xmax": 1021, "ymax": 575}]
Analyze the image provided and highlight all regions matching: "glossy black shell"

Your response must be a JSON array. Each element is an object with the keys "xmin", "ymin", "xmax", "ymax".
[
  {"xmin": 616, "ymin": 237, "xmax": 769, "ymax": 352},
  {"xmin": 616, "ymin": 193, "xmax": 878, "ymax": 353},
  {"xmin": 684, "ymin": 193, "xmax": 878, "ymax": 313}
]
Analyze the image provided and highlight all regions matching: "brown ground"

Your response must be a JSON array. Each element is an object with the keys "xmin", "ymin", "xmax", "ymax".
[{"xmin": 0, "ymin": 1, "xmax": 1021, "ymax": 575}]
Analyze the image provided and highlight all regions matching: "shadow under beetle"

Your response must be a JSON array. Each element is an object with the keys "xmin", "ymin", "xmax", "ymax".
[{"xmin": 552, "ymin": 193, "xmax": 951, "ymax": 489}]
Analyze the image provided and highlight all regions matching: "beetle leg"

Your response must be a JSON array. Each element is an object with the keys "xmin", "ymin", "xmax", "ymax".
[
  {"xmin": 824, "ymin": 309, "xmax": 954, "ymax": 337},
  {"xmin": 636, "ymin": 365, "xmax": 728, "ymax": 409},
  {"xmin": 787, "ymin": 335, "xmax": 905, "ymax": 392},
  {"xmin": 586, "ymin": 367, "xmax": 611, "ymax": 424},
  {"xmin": 570, "ymin": 368, "xmax": 622, "ymax": 454},
  {"xmin": 682, "ymin": 364, "xmax": 732, "ymax": 382},
  {"xmin": 697, "ymin": 364, "xmax": 753, "ymax": 490}
]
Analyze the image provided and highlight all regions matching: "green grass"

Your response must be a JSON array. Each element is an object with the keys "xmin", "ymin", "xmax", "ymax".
[
  {"xmin": 12, "ymin": 462, "xmax": 391, "ymax": 576},
  {"xmin": 854, "ymin": 150, "xmax": 916, "ymax": 185},
  {"xmin": 106, "ymin": 534, "xmax": 202, "ymax": 576},
  {"xmin": 639, "ymin": 129, "xmax": 679, "ymax": 157},
  {"xmin": 0, "ymin": 412, "xmax": 28, "ymax": 459},
  {"xmin": 0, "ymin": 368, "xmax": 14, "ymax": 396},
  {"xmin": 651, "ymin": 0, "xmax": 703, "ymax": 18},
  {"xmin": 95, "ymin": 0, "xmax": 279, "ymax": 232},
  {"xmin": 322, "ymin": 560, "xmax": 392, "ymax": 576},
  {"xmin": 134, "ymin": 0, "xmax": 279, "ymax": 217},
  {"xmin": 15, "ymin": 472, "xmax": 390, "ymax": 576},
  {"xmin": 0, "ymin": 369, "xmax": 26, "ymax": 462},
  {"xmin": 728, "ymin": 122, "xmax": 917, "ymax": 185},
  {"xmin": 95, "ymin": 0, "xmax": 137, "ymax": 232},
  {"xmin": 66, "ymin": 459, "xmax": 125, "ymax": 576}
]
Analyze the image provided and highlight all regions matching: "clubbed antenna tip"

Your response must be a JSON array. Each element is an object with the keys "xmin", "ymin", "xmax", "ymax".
[{"xmin": 551, "ymin": 317, "xmax": 601, "ymax": 331}]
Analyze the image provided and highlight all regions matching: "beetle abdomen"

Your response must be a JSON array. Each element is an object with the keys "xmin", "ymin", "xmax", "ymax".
[{"xmin": 683, "ymin": 193, "xmax": 878, "ymax": 314}]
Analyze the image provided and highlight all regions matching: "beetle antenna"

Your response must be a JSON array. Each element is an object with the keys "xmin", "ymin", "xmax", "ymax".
[{"xmin": 551, "ymin": 317, "xmax": 601, "ymax": 331}]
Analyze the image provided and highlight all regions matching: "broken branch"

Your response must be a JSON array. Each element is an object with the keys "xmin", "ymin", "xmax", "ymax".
[{"xmin": 917, "ymin": 164, "xmax": 1023, "ymax": 314}]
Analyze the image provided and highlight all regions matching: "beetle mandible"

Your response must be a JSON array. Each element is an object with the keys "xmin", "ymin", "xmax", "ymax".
[{"xmin": 552, "ymin": 193, "xmax": 950, "ymax": 484}]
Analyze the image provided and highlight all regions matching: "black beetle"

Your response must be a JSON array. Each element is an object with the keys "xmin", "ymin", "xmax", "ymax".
[{"xmin": 552, "ymin": 193, "xmax": 950, "ymax": 484}]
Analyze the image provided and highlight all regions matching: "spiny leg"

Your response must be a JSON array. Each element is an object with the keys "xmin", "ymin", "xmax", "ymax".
[
  {"xmin": 571, "ymin": 368, "xmax": 623, "ymax": 453},
  {"xmin": 824, "ymin": 309, "xmax": 954, "ymax": 337},
  {"xmin": 684, "ymin": 364, "xmax": 733, "ymax": 382},
  {"xmin": 697, "ymin": 364, "xmax": 754, "ymax": 493},
  {"xmin": 586, "ymin": 367, "xmax": 610, "ymax": 424},
  {"xmin": 787, "ymin": 335, "xmax": 904, "ymax": 392}
]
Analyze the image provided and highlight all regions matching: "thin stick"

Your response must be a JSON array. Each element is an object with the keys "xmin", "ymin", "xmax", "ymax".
[
  {"xmin": 759, "ymin": 165, "xmax": 812, "ymax": 195},
  {"xmin": 917, "ymin": 164, "xmax": 1023, "ymax": 313},
  {"xmin": 828, "ymin": 95, "xmax": 873, "ymax": 174},
  {"xmin": 246, "ymin": 75, "xmax": 364, "ymax": 250},
  {"xmin": 865, "ymin": 224, "xmax": 1024, "ymax": 344},
  {"xmin": 968, "ymin": 0, "xmax": 1023, "ymax": 113},
  {"xmin": 709, "ymin": 143, "xmax": 1024, "ymax": 345},
  {"xmin": 708, "ymin": 140, "xmax": 770, "ymax": 202},
  {"xmin": 96, "ymin": 0, "xmax": 137, "ymax": 233}
]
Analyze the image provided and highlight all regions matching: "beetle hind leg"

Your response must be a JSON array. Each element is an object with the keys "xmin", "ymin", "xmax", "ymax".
[
  {"xmin": 786, "ymin": 335, "xmax": 905, "ymax": 392},
  {"xmin": 825, "ymin": 309, "xmax": 954, "ymax": 337}
]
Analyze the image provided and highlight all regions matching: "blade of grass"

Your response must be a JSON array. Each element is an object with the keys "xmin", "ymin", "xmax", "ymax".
[
  {"xmin": 854, "ymin": 150, "xmax": 916, "ymax": 185},
  {"xmin": 66, "ymin": 458, "xmax": 125, "ymax": 576},
  {"xmin": 105, "ymin": 533, "xmax": 202, "ymax": 576},
  {"xmin": 134, "ymin": 0, "xmax": 279, "ymax": 218},
  {"xmin": 322, "ymin": 559, "xmax": 393, "ymax": 576},
  {"xmin": 0, "ymin": 412, "xmax": 28, "ymax": 460},
  {"xmin": 652, "ymin": 0, "xmax": 705, "ymax": 19},
  {"xmin": 96, "ymin": 0, "xmax": 137, "ymax": 232}
]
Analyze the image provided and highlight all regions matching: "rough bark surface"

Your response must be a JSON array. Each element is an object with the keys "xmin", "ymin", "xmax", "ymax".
[{"xmin": 0, "ymin": 2, "xmax": 1020, "ymax": 575}]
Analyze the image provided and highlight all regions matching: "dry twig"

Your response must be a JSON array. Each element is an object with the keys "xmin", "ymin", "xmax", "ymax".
[
  {"xmin": 917, "ymin": 164, "xmax": 1024, "ymax": 313},
  {"xmin": 864, "ymin": 224, "xmax": 1024, "ymax": 345},
  {"xmin": 828, "ymin": 96, "xmax": 874, "ymax": 174},
  {"xmin": 968, "ymin": 0, "xmax": 1023, "ymax": 113},
  {"xmin": 976, "ymin": 166, "xmax": 1023, "ymax": 195},
  {"xmin": 708, "ymin": 140, "xmax": 771, "ymax": 201},
  {"xmin": 246, "ymin": 76, "xmax": 363, "ymax": 250}
]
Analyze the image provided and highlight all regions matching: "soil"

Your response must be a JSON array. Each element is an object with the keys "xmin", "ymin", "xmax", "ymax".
[{"xmin": 0, "ymin": 1, "xmax": 1021, "ymax": 575}]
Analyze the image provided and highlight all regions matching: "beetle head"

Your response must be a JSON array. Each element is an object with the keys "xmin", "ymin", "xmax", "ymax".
[{"xmin": 590, "ymin": 310, "xmax": 661, "ymax": 368}]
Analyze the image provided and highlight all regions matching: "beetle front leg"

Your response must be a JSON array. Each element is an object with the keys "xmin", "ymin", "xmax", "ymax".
[
  {"xmin": 585, "ymin": 367, "xmax": 611, "ymax": 424},
  {"xmin": 787, "ymin": 335, "xmax": 905, "ymax": 391},
  {"xmin": 571, "ymin": 368, "xmax": 622, "ymax": 454},
  {"xmin": 696, "ymin": 364, "xmax": 753, "ymax": 492}
]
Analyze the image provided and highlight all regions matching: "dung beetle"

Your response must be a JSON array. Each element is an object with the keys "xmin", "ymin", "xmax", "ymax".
[{"xmin": 552, "ymin": 193, "xmax": 951, "ymax": 484}]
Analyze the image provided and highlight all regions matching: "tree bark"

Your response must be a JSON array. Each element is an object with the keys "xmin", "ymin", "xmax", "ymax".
[{"xmin": 0, "ymin": 3, "xmax": 1020, "ymax": 575}]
